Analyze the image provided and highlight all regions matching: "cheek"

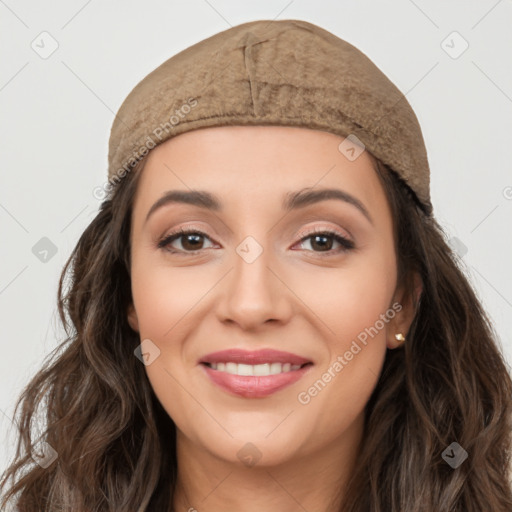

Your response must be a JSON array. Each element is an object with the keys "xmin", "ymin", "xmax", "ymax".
[
  {"xmin": 130, "ymin": 258, "xmax": 212, "ymax": 342},
  {"xmin": 292, "ymin": 247, "xmax": 396, "ymax": 419},
  {"xmin": 293, "ymin": 248, "xmax": 397, "ymax": 345},
  {"xmin": 129, "ymin": 259, "xmax": 213, "ymax": 430}
]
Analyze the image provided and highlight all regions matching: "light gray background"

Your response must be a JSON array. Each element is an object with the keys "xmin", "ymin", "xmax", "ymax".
[{"xmin": 1, "ymin": 0, "xmax": 511, "ymax": 472}]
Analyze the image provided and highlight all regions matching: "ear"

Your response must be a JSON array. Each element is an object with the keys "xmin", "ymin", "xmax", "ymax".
[
  {"xmin": 386, "ymin": 272, "xmax": 423, "ymax": 349},
  {"xmin": 127, "ymin": 302, "xmax": 139, "ymax": 332}
]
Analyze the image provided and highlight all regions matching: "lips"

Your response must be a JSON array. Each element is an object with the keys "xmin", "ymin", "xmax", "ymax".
[{"xmin": 199, "ymin": 349, "xmax": 313, "ymax": 398}]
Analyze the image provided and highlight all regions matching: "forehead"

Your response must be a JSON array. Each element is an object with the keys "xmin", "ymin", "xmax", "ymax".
[{"xmin": 132, "ymin": 125, "xmax": 388, "ymax": 217}]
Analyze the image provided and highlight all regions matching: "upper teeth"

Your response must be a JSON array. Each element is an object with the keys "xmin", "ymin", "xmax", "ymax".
[{"xmin": 209, "ymin": 362, "xmax": 301, "ymax": 376}]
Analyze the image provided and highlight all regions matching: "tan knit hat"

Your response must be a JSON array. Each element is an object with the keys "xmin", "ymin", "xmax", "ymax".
[{"xmin": 107, "ymin": 19, "xmax": 433, "ymax": 215}]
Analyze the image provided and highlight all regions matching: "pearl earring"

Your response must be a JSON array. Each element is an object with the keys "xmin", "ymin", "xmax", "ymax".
[{"xmin": 395, "ymin": 333, "xmax": 406, "ymax": 344}]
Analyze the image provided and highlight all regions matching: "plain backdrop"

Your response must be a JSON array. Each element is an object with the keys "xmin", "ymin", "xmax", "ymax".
[{"xmin": 1, "ymin": 0, "xmax": 511, "ymax": 473}]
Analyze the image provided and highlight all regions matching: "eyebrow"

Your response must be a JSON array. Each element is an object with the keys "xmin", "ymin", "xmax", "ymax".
[{"xmin": 144, "ymin": 187, "xmax": 373, "ymax": 225}]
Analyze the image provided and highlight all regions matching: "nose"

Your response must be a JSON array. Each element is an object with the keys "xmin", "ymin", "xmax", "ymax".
[{"xmin": 216, "ymin": 236, "xmax": 294, "ymax": 331}]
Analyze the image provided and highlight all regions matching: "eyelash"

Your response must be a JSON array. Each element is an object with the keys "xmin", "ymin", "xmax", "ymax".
[{"xmin": 157, "ymin": 227, "xmax": 355, "ymax": 256}]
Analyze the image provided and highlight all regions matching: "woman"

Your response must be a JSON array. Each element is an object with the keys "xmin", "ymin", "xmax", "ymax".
[{"xmin": 2, "ymin": 19, "xmax": 511, "ymax": 512}]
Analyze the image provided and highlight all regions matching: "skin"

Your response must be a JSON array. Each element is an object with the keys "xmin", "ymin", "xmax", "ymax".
[{"xmin": 127, "ymin": 125, "xmax": 419, "ymax": 512}]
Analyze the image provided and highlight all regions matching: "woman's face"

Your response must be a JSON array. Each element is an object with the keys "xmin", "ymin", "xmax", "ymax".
[{"xmin": 128, "ymin": 125, "xmax": 412, "ymax": 467}]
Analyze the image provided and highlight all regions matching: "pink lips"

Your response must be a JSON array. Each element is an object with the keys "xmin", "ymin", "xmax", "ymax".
[{"xmin": 199, "ymin": 349, "xmax": 313, "ymax": 398}]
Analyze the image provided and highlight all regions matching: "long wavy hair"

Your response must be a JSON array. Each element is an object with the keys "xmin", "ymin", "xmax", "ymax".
[{"xmin": 1, "ymin": 150, "xmax": 511, "ymax": 511}]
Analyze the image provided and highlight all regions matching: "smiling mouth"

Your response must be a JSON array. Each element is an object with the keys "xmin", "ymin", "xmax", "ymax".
[{"xmin": 201, "ymin": 361, "xmax": 312, "ymax": 376}]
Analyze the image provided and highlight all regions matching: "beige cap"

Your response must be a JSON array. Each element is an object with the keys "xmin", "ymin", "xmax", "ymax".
[{"xmin": 108, "ymin": 19, "xmax": 432, "ymax": 215}]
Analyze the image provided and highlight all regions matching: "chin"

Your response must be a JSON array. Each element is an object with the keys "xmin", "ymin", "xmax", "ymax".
[
  {"xmin": 186, "ymin": 418, "xmax": 310, "ymax": 467},
  {"xmin": 209, "ymin": 436, "xmax": 304, "ymax": 468}
]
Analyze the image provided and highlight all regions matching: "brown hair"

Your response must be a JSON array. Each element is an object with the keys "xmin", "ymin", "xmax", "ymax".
[{"xmin": 1, "ymin": 154, "xmax": 511, "ymax": 511}]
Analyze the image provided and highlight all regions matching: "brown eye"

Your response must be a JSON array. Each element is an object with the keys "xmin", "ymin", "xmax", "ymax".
[
  {"xmin": 296, "ymin": 230, "xmax": 355, "ymax": 254},
  {"xmin": 158, "ymin": 229, "xmax": 214, "ymax": 253}
]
